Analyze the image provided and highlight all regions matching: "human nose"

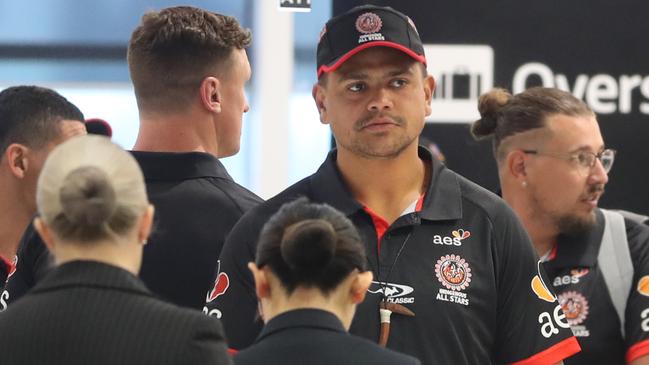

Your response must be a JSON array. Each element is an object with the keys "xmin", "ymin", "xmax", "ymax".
[
  {"xmin": 588, "ymin": 158, "xmax": 609, "ymax": 185},
  {"xmin": 367, "ymin": 87, "xmax": 393, "ymax": 112}
]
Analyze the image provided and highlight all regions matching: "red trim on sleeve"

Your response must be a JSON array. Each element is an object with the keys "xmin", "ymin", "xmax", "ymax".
[
  {"xmin": 227, "ymin": 348, "xmax": 238, "ymax": 356},
  {"xmin": 547, "ymin": 245, "xmax": 558, "ymax": 261},
  {"xmin": 626, "ymin": 339, "xmax": 649, "ymax": 364},
  {"xmin": 508, "ymin": 337, "xmax": 581, "ymax": 365}
]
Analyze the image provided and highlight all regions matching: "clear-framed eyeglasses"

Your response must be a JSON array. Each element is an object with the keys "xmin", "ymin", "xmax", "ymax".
[{"xmin": 522, "ymin": 148, "xmax": 616, "ymax": 174}]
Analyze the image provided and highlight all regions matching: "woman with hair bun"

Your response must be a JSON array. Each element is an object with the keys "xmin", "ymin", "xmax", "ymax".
[
  {"xmin": 0, "ymin": 135, "xmax": 232, "ymax": 365},
  {"xmin": 234, "ymin": 198, "xmax": 420, "ymax": 365}
]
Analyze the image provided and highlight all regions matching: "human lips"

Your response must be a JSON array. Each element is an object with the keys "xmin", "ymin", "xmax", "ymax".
[
  {"xmin": 358, "ymin": 116, "xmax": 400, "ymax": 131},
  {"xmin": 581, "ymin": 187, "xmax": 604, "ymax": 208}
]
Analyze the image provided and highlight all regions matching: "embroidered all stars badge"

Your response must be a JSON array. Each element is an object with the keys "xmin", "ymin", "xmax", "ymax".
[
  {"xmin": 558, "ymin": 291, "xmax": 589, "ymax": 325},
  {"xmin": 435, "ymin": 254, "xmax": 472, "ymax": 291},
  {"xmin": 558, "ymin": 290, "xmax": 591, "ymax": 337},
  {"xmin": 434, "ymin": 254, "xmax": 471, "ymax": 306}
]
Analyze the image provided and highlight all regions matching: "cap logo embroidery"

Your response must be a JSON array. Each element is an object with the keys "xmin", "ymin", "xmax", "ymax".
[{"xmin": 355, "ymin": 12, "xmax": 382, "ymax": 34}]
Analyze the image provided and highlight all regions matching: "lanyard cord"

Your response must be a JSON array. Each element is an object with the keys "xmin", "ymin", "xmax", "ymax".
[{"xmin": 375, "ymin": 230, "xmax": 413, "ymax": 303}]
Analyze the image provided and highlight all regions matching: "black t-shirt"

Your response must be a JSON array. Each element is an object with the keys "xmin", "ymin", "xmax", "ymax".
[
  {"xmin": 542, "ymin": 209, "xmax": 649, "ymax": 364},
  {"xmin": 205, "ymin": 148, "xmax": 580, "ymax": 365},
  {"xmin": 2, "ymin": 151, "xmax": 262, "ymax": 310}
]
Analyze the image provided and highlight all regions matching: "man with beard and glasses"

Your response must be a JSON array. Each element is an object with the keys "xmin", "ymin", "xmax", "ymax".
[
  {"xmin": 206, "ymin": 5, "xmax": 581, "ymax": 365},
  {"xmin": 473, "ymin": 86, "xmax": 649, "ymax": 365}
]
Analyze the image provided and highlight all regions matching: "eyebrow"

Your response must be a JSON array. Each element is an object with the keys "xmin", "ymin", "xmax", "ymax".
[
  {"xmin": 337, "ymin": 66, "xmax": 414, "ymax": 82},
  {"xmin": 569, "ymin": 145, "xmax": 606, "ymax": 154}
]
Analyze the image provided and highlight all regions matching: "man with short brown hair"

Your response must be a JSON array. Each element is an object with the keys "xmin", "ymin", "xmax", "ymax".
[{"xmin": 3, "ymin": 6, "xmax": 262, "ymax": 310}]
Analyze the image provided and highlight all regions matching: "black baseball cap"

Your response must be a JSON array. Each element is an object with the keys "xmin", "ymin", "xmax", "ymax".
[{"xmin": 316, "ymin": 5, "xmax": 426, "ymax": 78}]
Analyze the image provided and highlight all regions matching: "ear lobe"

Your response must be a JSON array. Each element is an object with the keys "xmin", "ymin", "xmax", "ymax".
[
  {"xmin": 312, "ymin": 84, "xmax": 329, "ymax": 125},
  {"xmin": 200, "ymin": 77, "xmax": 222, "ymax": 113},
  {"xmin": 248, "ymin": 263, "xmax": 271, "ymax": 299},
  {"xmin": 508, "ymin": 150, "xmax": 528, "ymax": 180},
  {"xmin": 351, "ymin": 271, "xmax": 373, "ymax": 304},
  {"xmin": 423, "ymin": 75, "xmax": 436, "ymax": 117},
  {"xmin": 5, "ymin": 144, "xmax": 29, "ymax": 179}
]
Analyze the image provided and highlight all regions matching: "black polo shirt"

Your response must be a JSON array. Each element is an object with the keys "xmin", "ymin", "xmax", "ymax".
[
  {"xmin": 1, "ymin": 151, "xmax": 262, "ymax": 310},
  {"xmin": 1, "ymin": 225, "xmax": 53, "ymax": 311},
  {"xmin": 542, "ymin": 209, "xmax": 649, "ymax": 364},
  {"xmin": 206, "ymin": 147, "xmax": 580, "ymax": 365}
]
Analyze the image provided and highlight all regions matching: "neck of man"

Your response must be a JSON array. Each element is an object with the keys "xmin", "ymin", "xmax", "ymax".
[
  {"xmin": 336, "ymin": 142, "xmax": 429, "ymax": 226},
  {"xmin": 0, "ymin": 178, "xmax": 32, "ymax": 259},
  {"xmin": 503, "ymin": 186, "xmax": 559, "ymax": 257},
  {"xmin": 133, "ymin": 108, "xmax": 219, "ymax": 156}
]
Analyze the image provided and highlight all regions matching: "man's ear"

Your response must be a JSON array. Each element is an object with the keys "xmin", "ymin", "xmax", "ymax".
[
  {"xmin": 200, "ymin": 76, "xmax": 222, "ymax": 113},
  {"xmin": 34, "ymin": 217, "xmax": 56, "ymax": 254},
  {"xmin": 248, "ymin": 262, "xmax": 271, "ymax": 299},
  {"xmin": 312, "ymin": 83, "xmax": 329, "ymax": 125},
  {"xmin": 350, "ymin": 271, "xmax": 373, "ymax": 304},
  {"xmin": 507, "ymin": 150, "xmax": 528, "ymax": 181},
  {"xmin": 423, "ymin": 75, "xmax": 436, "ymax": 117},
  {"xmin": 5, "ymin": 143, "xmax": 29, "ymax": 179}
]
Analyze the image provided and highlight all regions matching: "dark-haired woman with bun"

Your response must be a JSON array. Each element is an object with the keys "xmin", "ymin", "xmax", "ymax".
[
  {"xmin": 0, "ymin": 135, "xmax": 232, "ymax": 365},
  {"xmin": 234, "ymin": 198, "xmax": 420, "ymax": 365}
]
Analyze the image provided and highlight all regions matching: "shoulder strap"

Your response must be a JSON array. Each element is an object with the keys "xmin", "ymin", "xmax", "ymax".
[{"xmin": 598, "ymin": 208, "xmax": 634, "ymax": 337}]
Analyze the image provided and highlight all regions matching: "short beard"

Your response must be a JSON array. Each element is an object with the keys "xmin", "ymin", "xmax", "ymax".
[
  {"xmin": 338, "ymin": 112, "xmax": 415, "ymax": 159},
  {"xmin": 557, "ymin": 211, "xmax": 597, "ymax": 237}
]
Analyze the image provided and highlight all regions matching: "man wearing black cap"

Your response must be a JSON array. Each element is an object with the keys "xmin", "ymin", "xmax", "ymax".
[{"xmin": 207, "ymin": 5, "xmax": 580, "ymax": 364}]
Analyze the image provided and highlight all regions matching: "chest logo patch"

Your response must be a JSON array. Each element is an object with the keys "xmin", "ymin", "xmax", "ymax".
[
  {"xmin": 452, "ymin": 229, "xmax": 471, "ymax": 240},
  {"xmin": 553, "ymin": 268, "xmax": 590, "ymax": 287},
  {"xmin": 558, "ymin": 291, "xmax": 589, "ymax": 326},
  {"xmin": 205, "ymin": 261, "xmax": 229, "ymax": 303},
  {"xmin": 434, "ymin": 229, "xmax": 471, "ymax": 247},
  {"xmin": 638, "ymin": 276, "xmax": 649, "ymax": 297},
  {"xmin": 532, "ymin": 274, "xmax": 556, "ymax": 303},
  {"xmin": 435, "ymin": 254, "xmax": 472, "ymax": 291},
  {"xmin": 367, "ymin": 281, "xmax": 415, "ymax": 304},
  {"xmin": 434, "ymin": 254, "xmax": 471, "ymax": 306}
]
